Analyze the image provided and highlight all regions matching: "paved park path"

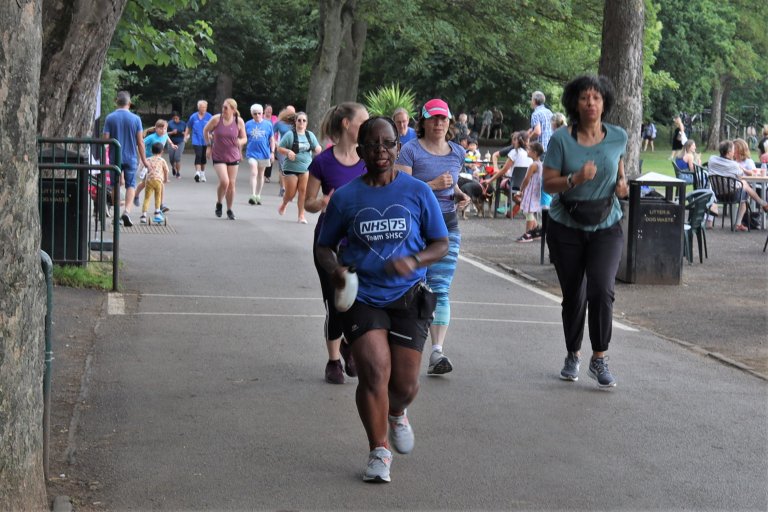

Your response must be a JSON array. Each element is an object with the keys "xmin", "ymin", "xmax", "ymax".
[{"xmin": 66, "ymin": 155, "xmax": 767, "ymax": 510}]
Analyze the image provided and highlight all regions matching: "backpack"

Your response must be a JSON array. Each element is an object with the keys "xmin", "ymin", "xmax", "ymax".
[
  {"xmin": 290, "ymin": 128, "xmax": 316, "ymax": 154},
  {"xmin": 291, "ymin": 127, "xmax": 301, "ymax": 154}
]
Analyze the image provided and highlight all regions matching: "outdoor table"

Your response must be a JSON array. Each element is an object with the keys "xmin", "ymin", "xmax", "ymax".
[{"xmin": 742, "ymin": 173, "xmax": 768, "ymax": 229}]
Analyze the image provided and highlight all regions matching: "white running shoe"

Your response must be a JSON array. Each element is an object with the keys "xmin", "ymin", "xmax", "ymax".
[
  {"xmin": 388, "ymin": 410, "xmax": 414, "ymax": 454},
  {"xmin": 427, "ymin": 348, "xmax": 453, "ymax": 375},
  {"xmin": 194, "ymin": 171, "xmax": 201, "ymax": 182},
  {"xmin": 363, "ymin": 447, "xmax": 392, "ymax": 483},
  {"xmin": 200, "ymin": 171, "xmax": 207, "ymax": 182}
]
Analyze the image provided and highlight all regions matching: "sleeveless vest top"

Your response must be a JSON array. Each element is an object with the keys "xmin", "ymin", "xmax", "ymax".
[{"xmin": 211, "ymin": 116, "xmax": 241, "ymax": 163}]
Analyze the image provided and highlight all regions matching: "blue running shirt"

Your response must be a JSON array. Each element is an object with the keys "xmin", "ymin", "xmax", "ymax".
[{"xmin": 318, "ymin": 172, "xmax": 448, "ymax": 306}]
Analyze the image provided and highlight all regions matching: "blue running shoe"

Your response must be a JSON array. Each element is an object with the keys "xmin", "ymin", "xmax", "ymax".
[
  {"xmin": 560, "ymin": 352, "xmax": 580, "ymax": 381},
  {"xmin": 588, "ymin": 357, "xmax": 617, "ymax": 388}
]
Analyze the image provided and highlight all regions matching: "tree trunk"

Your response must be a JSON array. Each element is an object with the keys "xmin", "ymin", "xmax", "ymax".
[
  {"xmin": 598, "ymin": 0, "xmax": 644, "ymax": 178},
  {"xmin": 39, "ymin": 0, "xmax": 129, "ymax": 137},
  {"xmin": 305, "ymin": 0, "xmax": 354, "ymax": 133},
  {"xmin": 333, "ymin": 16, "xmax": 367, "ymax": 104},
  {"xmin": 707, "ymin": 76, "xmax": 726, "ymax": 151},
  {"xmin": 214, "ymin": 71, "xmax": 233, "ymax": 112},
  {"xmin": 0, "ymin": 1, "xmax": 48, "ymax": 510},
  {"xmin": 719, "ymin": 77, "xmax": 732, "ymax": 141}
]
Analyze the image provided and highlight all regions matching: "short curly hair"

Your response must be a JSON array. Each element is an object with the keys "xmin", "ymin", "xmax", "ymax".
[{"xmin": 561, "ymin": 75, "xmax": 615, "ymax": 124}]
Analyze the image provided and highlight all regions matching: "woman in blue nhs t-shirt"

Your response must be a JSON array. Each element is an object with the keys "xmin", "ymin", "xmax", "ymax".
[
  {"xmin": 543, "ymin": 75, "xmax": 629, "ymax": 389},
  {"xmin": 395, "ymin": 98, "xmax": 469, "ymax": 377},
  {"xmin": 317, "ymin": 117, "xmax": 448, "ymax": 483}
]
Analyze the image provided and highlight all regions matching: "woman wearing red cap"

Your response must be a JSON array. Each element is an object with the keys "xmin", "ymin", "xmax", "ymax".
[{"xmin": 395, "ymin": 98, "xmax": 470, "ymax": 376}]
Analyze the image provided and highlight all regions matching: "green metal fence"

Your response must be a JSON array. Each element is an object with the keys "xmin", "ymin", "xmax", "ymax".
[{"xmin": 37, "ymin": 137, "xmax": 122, "ymax": 291}]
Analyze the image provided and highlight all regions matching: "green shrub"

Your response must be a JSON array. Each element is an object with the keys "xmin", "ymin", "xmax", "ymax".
[{"xmin": 364, "ymin": 84, "xmax": 416, "ymax": 118}]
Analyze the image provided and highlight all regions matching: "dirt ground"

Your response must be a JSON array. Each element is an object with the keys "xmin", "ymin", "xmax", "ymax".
[{"xmin": 45, "ymin": 287, "xmax": 106, "ymax": 511}]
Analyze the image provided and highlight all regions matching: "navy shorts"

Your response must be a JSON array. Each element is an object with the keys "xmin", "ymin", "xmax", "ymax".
[
  {"xmin": 341, "ymin": 282, "xmax": 436, "ymax": 352},
  {"xmin": 122, "ymin": 163, "xmax": 138, "ymax": 188},
  {"xmin": 193, "ymin": 145, "xmax": 207, "ymax": 166}
]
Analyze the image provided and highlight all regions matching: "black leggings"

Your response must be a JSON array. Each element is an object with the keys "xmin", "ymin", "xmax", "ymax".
[
  {"xmin": 546, "ymin": 219, "xmax": 624, "ymax": 354},
  {"xmin": 193, "ymin": 145, "xmax": 207, "ymax": 166},
  {"xmin": 312, "ymin": 243, "xmax": 344, "ymax": 341}
]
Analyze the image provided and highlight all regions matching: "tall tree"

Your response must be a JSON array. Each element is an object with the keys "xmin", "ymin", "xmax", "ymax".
[
  {"xmin": 650, "ymin": 0, "xmax": 768, "ymax": 147},
  {"xmin": 39, "ymin": 0, "xmax": 130, "ymax": 137},
  {"xmin": 704, "ymin": 0, "xmax": 767, "ymax": 148},
  {"xmin": 599, "ymin": 0, "xmax": 644, "ymax": 177},
  {"xmin": 306, "ymin": 0, "xmax": 357, "ymax": 133},
  {"xmin": 0, "ymin": 0, "xmax": 47, "ymax": 509},
  {"xmin": 332, "ymin": 16, "xmax": 367, "ymax": 104}
]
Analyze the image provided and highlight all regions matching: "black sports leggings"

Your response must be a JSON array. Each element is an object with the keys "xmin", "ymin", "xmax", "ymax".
[{"xmin": 312, "ymin": 242, "xmax": 344, "ymax": 341}]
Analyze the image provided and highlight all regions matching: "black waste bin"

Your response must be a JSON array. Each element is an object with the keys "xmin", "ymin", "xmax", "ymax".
[
  {"xmin": 39, "ymin": 148, "xmax": 91, "ymax": 265},
  {"xmin": 617, "ymin": 173, "xmax": 686, "ymax": 284}
]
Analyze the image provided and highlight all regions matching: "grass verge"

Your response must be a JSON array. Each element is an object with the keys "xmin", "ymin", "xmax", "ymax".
[{"xmin": 53, "ymin": 263, "xmax": 113, "ymax": 290}]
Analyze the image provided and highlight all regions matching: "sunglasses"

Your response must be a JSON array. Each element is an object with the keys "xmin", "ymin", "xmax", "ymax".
[{"xmin": 362, "ymin": 140, "xmax": 398, "ymax": 151}]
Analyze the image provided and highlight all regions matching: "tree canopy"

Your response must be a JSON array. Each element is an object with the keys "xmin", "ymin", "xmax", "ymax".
[{"xmin": 104, "ymin": 0, "xmax": 768, "ymax": 141}]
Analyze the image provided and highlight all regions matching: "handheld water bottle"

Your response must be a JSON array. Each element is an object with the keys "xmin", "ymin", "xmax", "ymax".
[{"xmin": 334, "ymin": 266, "xmax": 358, "ymax": 312}]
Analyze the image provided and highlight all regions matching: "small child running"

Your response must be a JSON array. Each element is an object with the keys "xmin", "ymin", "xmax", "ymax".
[
  {"xmin": 140, "ymin": 142, "xmax": 170, "ymax": 224},
  {"xmin": 515, "ymin": 142, "xmax": 545, "ymax": 242},
  {"xmin": 135, "ymin": 119, "xmax": 176, "ymax": 210}
]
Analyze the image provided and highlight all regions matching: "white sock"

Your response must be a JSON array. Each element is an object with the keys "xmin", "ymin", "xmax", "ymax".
[{"xmin": 432, "ymin": 344, "xmax": 442, "ymax": 353}]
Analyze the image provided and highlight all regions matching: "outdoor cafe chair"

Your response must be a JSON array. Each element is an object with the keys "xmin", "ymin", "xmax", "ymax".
[
  {"xmin": 672, "ymin": 161, "xmax": 695, "ymax": 185},
  {"xmin": 691, "ymin": 164, "xmax": 709, "ymax": 190},
  {"xmin": 708, "ymin": 174, "xmax": 751, "ymax": 231},
  {"xmin": 683, "ymin": 189, "xmax": 712, "ymax": 264},
  {"xmin": 494, "ymin": 166, "xmax": 527, "ymax": 218}
]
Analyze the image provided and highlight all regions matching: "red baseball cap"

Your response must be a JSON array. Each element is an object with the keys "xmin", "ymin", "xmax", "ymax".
[{"xmin": 422, "ymin": 98, "xmax": 452, "ymax": 119}]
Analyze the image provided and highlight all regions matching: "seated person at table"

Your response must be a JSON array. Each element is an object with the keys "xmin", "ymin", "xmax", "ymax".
[
  {"xmin": 733, "ymin": 138, "xmax": 757, "ymax": 175},
  {"xmin": 490, "ymin": 133, "xmax": 515, "ymax": 169},
  {"xmin": 674, "ymin": 140, "xmax": 700, "ymax": 184},
  {"xmin": 708, "ymin": 140, "xmax": 768, "ymax": 231},
  {"xmin": 483, "ymin": 131, "xmax": 531, "ymax": 190},
  {"xmin": 464, "ymin": 139, "xmax": 482, "ymax": 174},
  {"xmin": 675, "ymin": 139, "xmax": 718, "ymax": 220}
]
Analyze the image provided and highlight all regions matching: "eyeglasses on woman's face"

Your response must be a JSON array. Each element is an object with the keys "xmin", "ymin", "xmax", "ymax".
[
  {"xmin": 296, "ymin": 118, "xmax": 307, "ymax": 123},
  {"xmin": 362, "ymin": 140, "xmax": 398, "ymax": 151}
]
